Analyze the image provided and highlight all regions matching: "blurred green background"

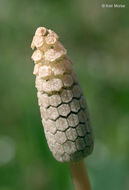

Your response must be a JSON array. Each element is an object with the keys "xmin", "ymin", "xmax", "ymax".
[{"xmin": 0, "ymin": 0, "xmax": 129, "ymax": 189}]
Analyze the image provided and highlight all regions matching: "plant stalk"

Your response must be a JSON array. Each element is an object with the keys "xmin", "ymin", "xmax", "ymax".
[{"xmin": 70, "ymin": 160, "xmax": 91, "ymax": 190}]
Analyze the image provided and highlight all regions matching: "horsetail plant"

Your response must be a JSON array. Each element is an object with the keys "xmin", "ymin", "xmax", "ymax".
[{"xmin": 31, "ymin": 27, "xmax": 94, "ymax": 190}]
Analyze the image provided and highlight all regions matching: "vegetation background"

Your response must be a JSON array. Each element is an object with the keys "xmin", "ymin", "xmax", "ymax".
[{"xmin": 0, "ymin": 0, "xmax": 129, "ymax": 189}]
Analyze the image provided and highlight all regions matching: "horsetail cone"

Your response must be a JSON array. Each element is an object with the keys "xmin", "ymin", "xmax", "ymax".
[{"xmin": 31, "ymin": 27, "xmax": 94, "ymax": 163}]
